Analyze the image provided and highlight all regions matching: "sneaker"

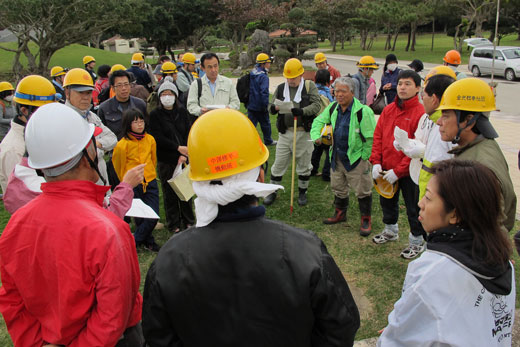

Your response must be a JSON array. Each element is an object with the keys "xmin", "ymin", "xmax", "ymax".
[
  {"xmin": 372, "ymin": 230, "xmax": 399, "ymax": 244},
  {"xmin": 266, "ymin": 140, "xmax": 277, "ymax": 146},
  {"xmin": 400, "ymin": 244, "xmax": 424, "ymax": 259}
]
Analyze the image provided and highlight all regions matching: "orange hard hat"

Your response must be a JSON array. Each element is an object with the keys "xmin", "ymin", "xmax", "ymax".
[{"xmin": 443, "ymin": 50, "xmax": 461, "ymax": 65}]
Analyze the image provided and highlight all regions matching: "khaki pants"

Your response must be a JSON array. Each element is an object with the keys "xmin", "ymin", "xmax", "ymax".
[
  {"xmin": 270, "ymin": 129, "xmax": 314, "ymax": 189},
  {"xmin": 331, "ymin": 157, "xmax": 372, "ymax": 199}
]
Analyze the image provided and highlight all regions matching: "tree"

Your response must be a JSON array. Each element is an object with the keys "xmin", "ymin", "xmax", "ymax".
[
  {"xmin": 451, "ymin": 0, "xmax": 495, "ymax": 51},
  {"xmin": 308, "ymin": 0, "xmax": 355, "ymax": 52},
  {"xmin": 500, "ymin": 0, "xmax": 520, "ymax": 41},
  {"xmin": 218, "ymin": 0, "xmax": 288, "ymax": 54},
  {"xmin": 404, "ymin": 1, "xmax": 431, "ymax": 51},
  {"xmin": 271, "ymin": 7, "xmax": 317, "ymax": 65},
  {"xmin": 139, "ymin": 0, "xmax": 217, "ymax": 56},
  {"xmin": 0, "ymin": 0, "xmax": 144, "ymax": 77}
]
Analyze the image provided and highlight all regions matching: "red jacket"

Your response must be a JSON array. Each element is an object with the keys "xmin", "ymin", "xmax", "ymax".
[
  {"xmin": 0, "ymin": 180, "xmax": 142, "ymax": 346},
  {"xmin": 369, "ymin": 95, "xmax": 424, "ymax": 178},
  {"xmin": 328, "ymin": 64, "xmax": 341, "ymax": 86}
]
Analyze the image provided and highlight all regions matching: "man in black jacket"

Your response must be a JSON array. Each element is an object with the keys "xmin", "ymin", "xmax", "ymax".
[
  {"xmin": 98, "ymin": 69, "xmax": 147, "ymax": 139},
  {"xmin": 142, "ymin": 108, "xmax": 360, "ymax": 347}
]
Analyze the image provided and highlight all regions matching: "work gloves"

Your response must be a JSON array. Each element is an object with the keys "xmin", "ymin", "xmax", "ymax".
[
  {"xmin": 372, "ymin": 164, "xmax": 398, "ymax": 184},
  {"xmin": 393, "ymin": 139, "xmax": 426, "ymax": 159},
  {"xmin": 372, "ymin": 164, "xmax": 382, "ymax": 180},
  {"xmin": 383, "ymin": 169, "xmax": 398, "ymax": 185},
  {"xmin": 291, "ymin": 108, "xmax": 304, "ymax": 117}
]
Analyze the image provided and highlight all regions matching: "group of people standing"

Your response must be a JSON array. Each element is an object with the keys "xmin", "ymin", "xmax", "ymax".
[{"xmin": 0, "ymin": 47, "xmax": 516, "ymax": 346}]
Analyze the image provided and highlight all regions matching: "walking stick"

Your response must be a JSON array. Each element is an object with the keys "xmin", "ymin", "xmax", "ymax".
[{"xmin": 290, "ymin": 115, "xmax": 297, "ymax": 214}]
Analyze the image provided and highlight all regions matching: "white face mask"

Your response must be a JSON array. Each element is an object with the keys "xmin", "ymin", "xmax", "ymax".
[
  {"xmin": 160, "ymin": 95, "xmax": 176, "ymax": 107},
  {"xmin": 387, "ymin": 63, "xmax": 398, "ymax": 72},
  {"xmin": 4, "ymin": 95, "xmax": 13, "ymax": 102}
]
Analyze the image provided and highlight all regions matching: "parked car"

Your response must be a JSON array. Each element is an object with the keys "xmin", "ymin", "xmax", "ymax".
[
  {"xmin": 469, "ymin": 46, "xmax": 520, "ymax": 81},
  {"xmin": 464, "ymin": 37, "xmax": 493, "ymax": 48}
]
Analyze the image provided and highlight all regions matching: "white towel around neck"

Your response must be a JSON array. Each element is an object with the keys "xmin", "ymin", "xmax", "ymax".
[
  {"xmin": 283, "ymin": 77, "xmax": 304, "ymax": 104},
  {"xmin": 192, "ymin": 167, "xmax": 284, "ymax": 227}
]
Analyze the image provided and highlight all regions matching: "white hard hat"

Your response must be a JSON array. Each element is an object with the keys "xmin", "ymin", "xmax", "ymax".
[{"xmin": 25, "ymin": 103, "xmax": 95, "ymax": 169}]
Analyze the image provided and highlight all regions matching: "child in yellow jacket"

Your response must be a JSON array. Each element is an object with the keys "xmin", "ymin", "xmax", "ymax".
[{"xmin": 112, "ymin": 108, "xmax": 160, "ymax": 251}]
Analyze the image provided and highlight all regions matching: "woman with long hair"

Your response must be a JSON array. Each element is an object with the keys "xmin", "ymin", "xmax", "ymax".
[{"xmin": 379, "ymin": 159, "xmax": 515, "ymax": 346}]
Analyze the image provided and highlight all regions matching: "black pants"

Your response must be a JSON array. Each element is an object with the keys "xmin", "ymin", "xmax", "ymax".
[
  {"xmin": 115, "ymin": 323, "xmax": 144, "ymax": 347},
  {"xmin": 106, "ymin": 159, "xmax": 120, "ymax": 191},
  {"xmin": 379, "ymin": 176, "xmax": 425, "ymax": 238},
  {"xmin": 158, "ymin": 161, "xmax": 195, "ymax": 231},
  {"xmin": 311, "ymin": 143, "xmax": 331, "ymax": 179}
]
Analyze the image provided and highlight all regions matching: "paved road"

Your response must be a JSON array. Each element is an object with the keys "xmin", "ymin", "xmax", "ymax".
[{"xmin": 301, "ymin": 53, "xmax": 520, "ymax": 121}]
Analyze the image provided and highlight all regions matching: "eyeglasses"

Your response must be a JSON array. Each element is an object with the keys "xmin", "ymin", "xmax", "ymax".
[
  {"xmin": 132, "ymin": 119, "xmax": 145, "ymax": 125},
  {"xmin": 114, "ymin": 82, "xmax": 130, "ymax": 89}
]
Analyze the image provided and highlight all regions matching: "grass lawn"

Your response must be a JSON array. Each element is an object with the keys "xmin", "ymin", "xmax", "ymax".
[
  {"xmin": 0, "ymin": 102, "xmax": 519, "ymax": 345},
  {"xmin": 317, "ymin": 32, "xmax": 520, "ymax": 65},
  {"xmin": 0, "ymin": 43, "xmax": 147, "ymax": 80}
]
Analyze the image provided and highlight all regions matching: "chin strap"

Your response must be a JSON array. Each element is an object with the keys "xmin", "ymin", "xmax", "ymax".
[
  {"xmin": 452, "ymin": 111, "xmax": 479, "ymax": 144},
  {"xmin": 83, "ymin": 136, "xmax": 106, "ymax": 185}
]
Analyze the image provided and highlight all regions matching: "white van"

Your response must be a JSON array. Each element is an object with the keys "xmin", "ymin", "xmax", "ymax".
[{"xmin": 468, "ymin": 46, "xmax": 520, "ymax": 81}]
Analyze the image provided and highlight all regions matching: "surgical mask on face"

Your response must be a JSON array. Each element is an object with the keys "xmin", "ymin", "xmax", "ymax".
[
  {"xmin": 387, "ymin": 63, "xmax": 398, "ymax": 72},
  {"xmin": 4, "ymin": 95, "xmax": 13, "ymax": 102},
  {"xmin": 160, "ymin": 95, "xmax": 176, "ymax": 107}
]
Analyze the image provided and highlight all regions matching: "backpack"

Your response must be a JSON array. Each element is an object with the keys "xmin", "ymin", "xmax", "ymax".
[
  {"xmin": 146, "ymin": 91, "xmax": 159, "ymax": 114},
  {"xmin": 98, "ymin": 86, "xmax": 111, "ymax": 105},
  {"xmin": 328, "ymin": 101, "xmax": 366, "ymax": 143},
  {"xmin": 236, "ymin": 72, "xmax": 250, "ymax": 105}
]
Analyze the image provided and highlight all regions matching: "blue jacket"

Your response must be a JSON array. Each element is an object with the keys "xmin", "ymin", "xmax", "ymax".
[
  {"xmin": 316, "ymin": 84, "xmax": 333, "ymax": 102},
  {"xmin": 381, "ymin": 67, "xmax": 401, "ymax": 104},
  {"xmin": 127, "ymin": 66, "xmax": 151, "ymax": 88},
  {"xmin": 247, "ymin": 65, "xmax": 269, "ymax": 112}
]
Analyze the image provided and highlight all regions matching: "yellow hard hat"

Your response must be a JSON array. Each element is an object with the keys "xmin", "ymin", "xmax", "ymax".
[
  {"xmin": 50, "ymin": 66, "xmax": 67, "ymax": 78},
  {"xmin": 357, "ymin": 56, "xmax": 379, "ymax": 69},
  {"xmin": 424, "ymin": 65, "xmax": 457, "ymax": 84},
  {"xmin": 320, "ymin": 124, "xmax": 333, "ymax": 146},
  {"xmin": 182, "ymin": 53, "xmax": 196, "ymax": 64},
  {"xmin": 437, "ymin": 78, "xmax": 495, "ymax": 113},
  {"xmin": 314, "ymin": 52, "xmax": 327, "ymax": 64},
  {"xmin": 443, "ymin": 50, "xmax": 461, "ymax": 65},
  {"xmin": 188, "ymin": 109, "xmax": 269, "ymax": 181},
  {"xmin": 110, "ymin": 64, "xmax": 126, "ymax": 74},
  {"xmin": 373, "ymin": 176, "xmax": 399, "ymax": 199},
  {"xmin": 131, "ymin": 53, "xmax": 144, "ymax": 64},
  {"xmin": 63, "ymin": 68, "xmax": 94, "ymax": 89},
  {"xmin": 283, "ymin": 58, "xmax": 304, "ymax": 79},
  {"xmin": 83, "ymin": 55, "xmax": 95, "ymax": 65},
  {"xmin": 14, "ymin": 75, "xmax": 58, "ymax": 107},
  {"xmin": 256, "ymin": 53, "xmax": 272, "ymax": 64},
  {"xmin": 160, "ymin": 61, "xmax": 178, "ymax": 74},
  {"xmin": 0, "ymin": 81, "xmax": 14, "ymax": 93}
]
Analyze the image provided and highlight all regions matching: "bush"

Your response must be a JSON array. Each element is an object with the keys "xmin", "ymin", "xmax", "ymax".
[{"xmin": 228, "ymin": 50, "xmax": 239, "ymax": 68}]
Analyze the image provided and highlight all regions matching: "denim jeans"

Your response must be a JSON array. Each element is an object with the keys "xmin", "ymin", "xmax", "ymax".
[
  {"xmin": 248, "ymin": 109, "xmax": 274, "ymax": 145},
  {"xmin": 133, "ymin": 179, "xmax": 159, "ymax": 244}
]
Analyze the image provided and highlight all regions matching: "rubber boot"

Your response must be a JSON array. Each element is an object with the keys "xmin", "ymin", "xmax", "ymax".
[
  {"xmin": 263, "ymin": 191, "xmax": 277, "ymax": 206},
  {"xmin": 358, "ymin": 195, "xmax": 372, "ymax": 236},
  {"xmin": 298, "ymin": 188, "xmax": 308, "ymax": 206},
  {"xmin": 263, "ymin": 176, "xmax": 282, "ymax": 206},
  {"xmin": 323, "ymin": 196, "xmax": 348, "ymax": 224}
]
